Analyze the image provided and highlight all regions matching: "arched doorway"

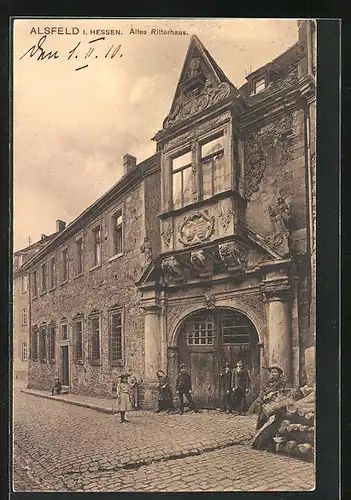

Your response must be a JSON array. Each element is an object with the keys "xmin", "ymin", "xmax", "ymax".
[{"xmin": 177, "ymin": 308, "xmax": 260, "ymax": 408}]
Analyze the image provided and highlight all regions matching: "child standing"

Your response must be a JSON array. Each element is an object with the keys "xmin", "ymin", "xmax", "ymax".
[{"xmin": 113, "ymin": 374, "xmax": 133, "ymax": 423}]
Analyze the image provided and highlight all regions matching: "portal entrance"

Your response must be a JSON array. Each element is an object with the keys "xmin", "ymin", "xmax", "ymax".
[{"xmin": 177, "ymin": 308, "xmax": 260, "ymax": 408}]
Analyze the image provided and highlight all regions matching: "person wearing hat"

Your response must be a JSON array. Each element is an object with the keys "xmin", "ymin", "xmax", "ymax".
[
  {"xmin": 112, "ymin": 373, "xmax": 133, "ymax": 423},
  {"xmin": 175, "ymin": 364, "xmax": 199, "ymax": 414},
  {"xmin": 155, "ymin": 370, "xmax": 173, "ymax": 413},
  {"xmin": 232, "ymin": 360, "xmax": 251, "ymax": 415},
  {"xmin": 247, "ymin": 365, "xmax": 286, "ymax": 430},
  {"xmin": 220, "ymin": 362, "xmax": 233, "ymax": 413}
]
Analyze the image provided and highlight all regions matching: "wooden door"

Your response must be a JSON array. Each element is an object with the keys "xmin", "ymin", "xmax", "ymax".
[
  {"xmin": 189, "ymin": 349, "xmax": 217, "ymax": 408},
  {"xmin": 61, "ymin": 345, "xmax": 69, "ymax": 386}
]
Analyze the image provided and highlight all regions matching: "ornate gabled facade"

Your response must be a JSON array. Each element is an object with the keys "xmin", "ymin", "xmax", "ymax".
[
  {"xmin": 138, "ymin": 24, "xmax": 316, "ymax": 408},
  {"xmin": 23, "ymin": 21, "xmax": 316, "ymax": 409}
]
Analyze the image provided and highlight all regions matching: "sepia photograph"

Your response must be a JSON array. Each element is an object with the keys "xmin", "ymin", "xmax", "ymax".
[{"xmin": 12, "ymin": 18, "xmax": 317, "ymax": 492}]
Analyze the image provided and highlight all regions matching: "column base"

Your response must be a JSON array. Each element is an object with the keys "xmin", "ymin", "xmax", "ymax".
[
  {"xmin": 304, "ymin": 346, "xmax": 315, "ymax": 385},
  {"xmin": 139, "ymin": 378, "xmax": 159, "ymax": 410}
]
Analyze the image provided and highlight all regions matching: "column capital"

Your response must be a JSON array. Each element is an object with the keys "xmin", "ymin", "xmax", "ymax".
[
  {"xmin": 142, "ymin": 303, "xmax": 161, "ymax": 313},
  {"xmin": 261, "ymin": 276, "xmax": 291, "ymax": 302}
]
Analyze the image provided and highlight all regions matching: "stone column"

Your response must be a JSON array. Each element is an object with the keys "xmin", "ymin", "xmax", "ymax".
[
  {"xmin": 266, "ymin": 291, "xmax": 292, "ymax": 385},
  {"xmin": 142, "ymin": 305, "xmax": 161, "ymax": 408}
]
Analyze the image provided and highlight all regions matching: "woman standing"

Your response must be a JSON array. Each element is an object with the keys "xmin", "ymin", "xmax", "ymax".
[
  {"xmin": 155, "ymin": 370, "xmax": 173, "ymax": 413},
  {"xmin": 248, "ymin": 366, "xmax": 286, "ymax": 430},
  {"xmin": 113, "ymin": 374, "xmax": 133, "ymax": 423}
]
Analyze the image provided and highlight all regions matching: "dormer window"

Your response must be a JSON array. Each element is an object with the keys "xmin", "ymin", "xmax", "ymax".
[{"xmin": 253, "ymin": 76, "xmax": 266, "ymax": 94}]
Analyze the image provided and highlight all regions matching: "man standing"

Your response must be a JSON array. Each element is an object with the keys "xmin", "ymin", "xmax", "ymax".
[
  {"xmin": 232, "ymin": 360, "xmax": 251, "ymax": 415},
  {"xmin": 175, "ymin": 364, "xmax": 199, "ymax": 414},
  {"xmin": 220, "ymin": 362, "xmax": 233, "ymax": 413}
]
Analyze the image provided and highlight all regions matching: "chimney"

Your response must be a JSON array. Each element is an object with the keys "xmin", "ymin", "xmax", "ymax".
[
  {"xmin": 56, "ymin": 220, "xmax": 66, "ymax": 233},
  {"xmin": 123, "ymin": 154, "xmax": 137, "ymax": 175}
]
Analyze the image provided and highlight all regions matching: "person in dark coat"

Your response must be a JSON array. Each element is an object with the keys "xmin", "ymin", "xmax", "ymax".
[
  {"xmin": 51, "ymin": 376, "xmax": 62, "ymax": 396},
  {"xmin": 232, "ymin": 360, "xmax": 251, "ymax": 415},
  {"xmin": 155, "ymin": 370, "xmax": 173, "ymax": 413},
  {"xmin": 175, "ymin": 364, "xmax": 199, "ymax": 414},
  {"xmin": 248, "ymin": 365, "xmax": 286, "ymax": 430},
  {"xmin": 220, "ymin": 362, "xmax": 233, "ymax": 413}
]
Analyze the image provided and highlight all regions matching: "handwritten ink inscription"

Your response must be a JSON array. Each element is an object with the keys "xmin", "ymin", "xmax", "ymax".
[{"xmin": 19, "ymin": 35, "xmax": 123, "ymax": 71}]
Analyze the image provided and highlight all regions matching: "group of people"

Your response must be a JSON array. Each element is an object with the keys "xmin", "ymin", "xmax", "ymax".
[{"xmin": 50, "ymin": 362, "xmax": 287, "ymax": 430}]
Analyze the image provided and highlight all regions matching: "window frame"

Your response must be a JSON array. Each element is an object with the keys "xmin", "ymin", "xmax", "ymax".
[
  {"xmin": 61, "ymin": 246, "xmax": 69, "ymax": 283},
  {"xmin": 171, "ymin": 148, "xmax": 193, "ymax": 210},
  {"xmin": 40, "ymin": 262, "xmax": 47, "ymax": 294},
  {"xmin": 21, "ymin": 308, "xmax": 27, "ymax": 327},
  {"xmin": 88, "ymin": 313, "xmax": 101, "ymax": 365},
  {"xmin": 38, "ymin": 324, "xmax": 47, "ymax": 363},
  {"xmin": 47, "ymin": 322, "xmax": 56, "ymax": 362},
  {"xmin": 31, "ymin": 325, "xmax": 38, "ymax": 361},
  {"xmin": 91, "ymin": 224, "xmax": 102, "ymax": 269},
  {"xmin": 73, "ymin": 316, "xmax": 84, "ymax": 363},
  {"xmin": 74, "ymin": 235, "xmax": 84, "ymax": 277},
  {"xmin": 110, "ymin": 208, "xmax": 124, "ymax": 259},
  {"xmin": 21, "ymin": 342, "xmax": 28, "ymax": 362},
  {"xmin": 252, "ymin": 75, "xmax": 266, "ymax": 94},
  {"xmin": 32, "ymin": 270, "xmax": 38, "ymax": 299},
  {"xmin": 108, "ymin": 308, "xmax": 124, "ymax": 366},
  {"xmin": 199, "ymin": 132, "xmax": 225, "ymax": 201},
  {"xmin": 48, "ymin": 255, "xmax": 56, "ymax": 290},
  {"xmin": 60, "ymin": 320, "xmax": 68, "ymax": 341},
  {"xmin": 21, "ymin": 274, "xmax": 28, "ymax": 294}
]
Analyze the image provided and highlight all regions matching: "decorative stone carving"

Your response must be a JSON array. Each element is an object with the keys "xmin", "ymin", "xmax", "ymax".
[
  {"xmin": 218, "ymin": 198, "xmax": 234, "ymax": 232},
  {"xmin": 204, "ymin": 289, "xmax": 216, "ymax": 310},
  {"xmin": 244, "ymin": 134, "xmax": 267, "ymax": 201},
  {"xmin": 161, "ymin": 256, "xmax": 183, "ymax": 281},
  {"xmin": 258, "ymin": 114, "xmax": 295, "ymax": 168},
  {"xmin": 163, "ymin": 79, "xmax": 232, "ymax": 129},
  {"xmin": 178, "ymin": 210, "xmax": 215, "ymax": 247},
  {"xmin": 218, "ymin": 241, "xmax": 248, "ymax": 270},
  {"xmin": 268, "ymin": 196, "xmax": 291, "ymax": 256},
  {"xmin": 189, "ymin": 250, "xmax": 213, "ymax": 275},
  {"xmin": 140, "ymin": 236, "xmax": 153, "ymax": 269},
  {"xmin": 163, "ymin": 112, "xmax": 231, "ymax": 151},
  {"xmin": 161, "ymin": 221, "xmax": 172, "ymax": 248}
]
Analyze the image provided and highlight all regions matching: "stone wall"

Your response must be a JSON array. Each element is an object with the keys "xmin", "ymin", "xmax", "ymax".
[{"xmin": 28, "ymin": 182, "xmax": 147, "ymax": 396}]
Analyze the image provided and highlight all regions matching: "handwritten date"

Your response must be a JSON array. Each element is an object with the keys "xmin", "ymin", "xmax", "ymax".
[{"xmin": 19, "ymin": 35, "xmax": 123, "ymax": 70}]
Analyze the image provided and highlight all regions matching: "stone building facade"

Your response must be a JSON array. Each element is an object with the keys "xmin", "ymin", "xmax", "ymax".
[
  {"xmin": 13, "ymin": 228, "xmax": 62, "ymax": 379},
  {"xmin": 24, "ymin": 20, "xmax": 316, "ymax": 407}
]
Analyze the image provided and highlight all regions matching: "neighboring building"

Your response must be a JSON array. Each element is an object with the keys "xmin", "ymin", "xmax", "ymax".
[
  {"xmin": 23, "ymin": 20, "xmax": 316, "ymax": 407},
  {"xmin": 13, "ymin": 222, "xmax": 65, "ymax": 379}
]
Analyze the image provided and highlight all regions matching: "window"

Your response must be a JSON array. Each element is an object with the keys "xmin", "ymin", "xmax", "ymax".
[
  {"xmin": 41, "ymin": 263, "xmax": 47, "ymax": 293},
  {"xmin": 21, "ymin": 308, "xmax": 27, "ymax": 326},
  {"xmin": 172, "ymin": 150, "xmax": 192, "ymax": 209},
  {"xmin": 73, "ymin": 319, "xmax": 83, "ymax": 362},
  {"xmin": 75, "ymin": 238, "xmax": 83, "ymax": 275},
  {"xmin": 21, "ymin": 343, "xmax": 28, "ymax": 362},
  {"xmin": 111, "ymin": 210, "xmax": 123, "ymax": 256},
  {"xmin": 62, "ymin": 248, "xmax": 69, "ymax": 282},
  {"xmin": 92, "ymin": 226, "xmax": 102, "ymax": 267},
  {"xmin": 61, "ymin": 323, "xmax": 68, "ymax": 340},
  {"xmin": 32, "ymin": 271, "xmax": 38, "ymax": 298},
  {"xmin": 185, "ymin": 314, "xmax": 215, "ymax": 345},
  {"xmin": 220, "ymin": 311, "xmax": 254, "ymax": 345},
  {"xmin": 49, "ymin": 256, "xmax": 56, "ymax": 289},
  {"xmin": 31, "ymin": 326, "xmax": 38, "ymax": 360},
  {"xmin": 200, "ymin": 135, "xmax": 225, "ymax": 200},
  {"xmin": 253, "ymin": 77, "xmax": 266, "ymax": 94},
  {"xmin": 47, "ymin": 324, "xmax": 56, "ymax": 361},
  {"xmin": 21, "ymin": 274, "xmax": 28, "ymax": 293},
  {"xmin": 39, "ymin": 325, "xmax": 47, "ymax": 362},
  {"xmin": 89, "ymin": 315, "xmax": 100, "ymax": 363},
  {"xmin": 109, "ymin": 310, "xmax": 123, "ymax": 364}
]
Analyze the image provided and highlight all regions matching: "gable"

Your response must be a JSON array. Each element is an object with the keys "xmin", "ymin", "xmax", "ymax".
[{"xmin": 163, "ymin": 35, "xmax": 239, "ymax": 130}]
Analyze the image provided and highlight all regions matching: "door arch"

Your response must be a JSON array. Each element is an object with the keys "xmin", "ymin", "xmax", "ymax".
[{"xmin": 177, "ymin": 307, "xmax": 260, "ymax": 408}]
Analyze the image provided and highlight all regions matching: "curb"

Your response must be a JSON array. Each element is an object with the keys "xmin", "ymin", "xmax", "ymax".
[{"xmin": 21, "ymin": 389, "xmax": 114, "ymax": 414}]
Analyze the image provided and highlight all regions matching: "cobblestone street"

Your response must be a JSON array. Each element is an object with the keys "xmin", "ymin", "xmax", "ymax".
[{"xmin": 13, "ymin": 387, "xmax": 315, "ymax": 492}]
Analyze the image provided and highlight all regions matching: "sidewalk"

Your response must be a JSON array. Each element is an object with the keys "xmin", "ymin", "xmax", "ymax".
[{"xmin": 20, "ymin": 387, "xmax": 151, "ymax": 415}]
